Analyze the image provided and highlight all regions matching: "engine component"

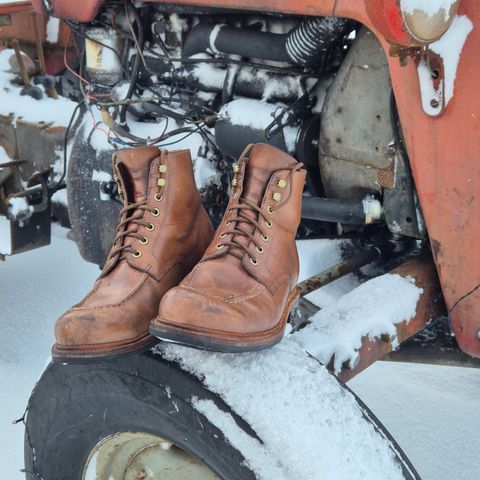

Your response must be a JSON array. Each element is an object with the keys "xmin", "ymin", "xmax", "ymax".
[
  {"xmin": 182, "ymin": 17, "xmax": 351, "ymax": 67},
  {"xmin": 286, "ymin": 17, "xmax": 351, "ymax": 67},
  {"xmin": 301, "ymin": 195, "xmax": 382, "ymax": 225},
  {"xmin": 85, "ymin": 27, "xmax": 124, "ymax": 85},
  {"xmin": 136, "ymin": 54, "xmax": 308, "ymax": 103},
  {"xmin": 319, "ymin": 27, "xmax": 422, "ymax": 237},
  {"xmin": 215, "ymin": 99, "xmax": 298, "ymax": 159}
]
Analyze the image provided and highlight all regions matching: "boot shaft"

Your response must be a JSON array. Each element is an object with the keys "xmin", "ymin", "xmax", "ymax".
[
  {"xmin": 103, "ymin": 147, "xmax": 211, "ymax": 279},
  {"xmin": 201, "ymin": 143, "xmax": 306, "ymax": 293}
]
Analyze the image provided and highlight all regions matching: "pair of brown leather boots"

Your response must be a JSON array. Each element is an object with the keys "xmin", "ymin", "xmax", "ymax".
[{"xmin": 53, "ymin": 143, "xmax": 306, "ymax": 360}]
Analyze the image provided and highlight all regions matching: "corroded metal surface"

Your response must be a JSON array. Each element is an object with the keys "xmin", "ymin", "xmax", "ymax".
[{"xmin": 337, "ymin": 256, "xmax": 445, "ymax": 382}]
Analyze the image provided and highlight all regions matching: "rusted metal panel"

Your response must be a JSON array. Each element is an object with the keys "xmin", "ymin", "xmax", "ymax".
[
  {"xmin": 337, "ymin": 256, "xmax": 445, "ymax": 382},
  {"xmin": 380, "ymin": 2, "xmax": 480, "ymax": 358}
]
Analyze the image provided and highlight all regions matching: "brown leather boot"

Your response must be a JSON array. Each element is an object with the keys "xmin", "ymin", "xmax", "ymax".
[
  {"xmin": 150, "ymin": 144, "xmax": 305, "ymax": 352},
  {"xmin": 53, "ymin": 147, "xmax": 214, "ymax": 360}
]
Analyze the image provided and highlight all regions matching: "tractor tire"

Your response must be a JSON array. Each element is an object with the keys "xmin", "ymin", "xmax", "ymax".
[{"xmin": 24, "ymin": 348, "xmax": 420, "ymax": 480}]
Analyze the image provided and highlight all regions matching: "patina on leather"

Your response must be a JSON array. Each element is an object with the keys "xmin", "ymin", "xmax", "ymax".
[
  {"xmin": 53, "ymin": 147, "xmax": 214, "ymax": 359},
  {"xmin": 151, "ymin": 143, "xmax": 306, "ymax": 352}
]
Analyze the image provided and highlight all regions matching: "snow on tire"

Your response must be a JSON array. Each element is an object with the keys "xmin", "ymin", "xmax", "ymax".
[{"xmin": 24, "ymin": 343, "xmax": 420, "ymax": 480}]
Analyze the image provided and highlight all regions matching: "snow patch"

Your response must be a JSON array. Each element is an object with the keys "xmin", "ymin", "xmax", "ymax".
[
  {"xmin": 0, "ymin": 49, "xmax": 76, "ymax": 127},
  {"xmin": 157, "ymin": 340, "xmax": 406, "ymax": 480},
  {"xmin": 92, "ymin": 169, "xmax": 113, "ymax": 183},
  {"xmin": 46, "ymin": 17, "xmax": 60, "ymax": 44},
  {"xmin": 219, "ymin": 99, "xmax": 298, "ymax": 153},
  {"xmin": 416, "ymin": 15, "xmax": 473, "ymax": 115},
  {"xmin": 429, "ymin": 15, "xmax": 473, "ymax": 105},
  {"xmin": 293, "ymin": 274, "xmax": 423, "ymax": 373},
  {"xmin": 0, "ymin": 216, "xmax": 12, "ymax": 255},
  {"xmin": 0, "ymin": 145, "xmax": 11, "ymax": 164},
  {"xmin": 8, "ymin": 197, "xmax": 32, "ymax": 220}
]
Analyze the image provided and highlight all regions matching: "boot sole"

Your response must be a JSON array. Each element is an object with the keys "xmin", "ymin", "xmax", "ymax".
[
  {"xmin": 150, "ymin": 288, "xmax": 300, "ymax": 353},
  {"xmin": 51, "ymin": 334, "xmax": 159, "ymax": 363}
]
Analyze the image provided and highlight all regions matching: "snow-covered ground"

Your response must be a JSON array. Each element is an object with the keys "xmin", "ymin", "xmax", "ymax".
[{"xmin": 0, "ymin": 225, "xmax": 479, "ymax": 479}]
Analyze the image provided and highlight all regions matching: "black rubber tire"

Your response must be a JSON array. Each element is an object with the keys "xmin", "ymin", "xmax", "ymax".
[
  {"xmin": 24, "ymin": 351, "xmax": 256, "ymax": 480},
  {"xmin": 24, "ymin": 350, "xmax": 420, "ymax": 480}
]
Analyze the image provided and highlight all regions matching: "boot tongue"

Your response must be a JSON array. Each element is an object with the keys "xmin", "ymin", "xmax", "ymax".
[
  {"xmin": 241, "ymin": 144, "xmax": 296, "ymax": 205},
  {"xmin": 115, "ymin": 146, "xmax": 160, "ymax": 203}
]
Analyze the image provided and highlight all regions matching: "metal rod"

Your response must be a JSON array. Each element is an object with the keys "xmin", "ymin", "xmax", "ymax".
[
  {"xmin": 31, "ymin": 12, "xmax": 58, "ymax": 99},
  {"xmin": 298, "ymin": 245, "xmax": 382, "ymax": 296},
  {"xmin": 11, "ymin": 39, "xmax": 29, "ymax": 86},
  {"xmin": 301, "ymin": 196, "xmax": 366, "ymax": 224}
]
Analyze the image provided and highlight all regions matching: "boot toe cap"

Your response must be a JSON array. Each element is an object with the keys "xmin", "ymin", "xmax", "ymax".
[
  {"xmin": 54, "ymin": 306, "xmax": 148, "ymax": 349},
  {"xmin": 153, "ymin": 285, "xmax": 268, "ymax": 335}
]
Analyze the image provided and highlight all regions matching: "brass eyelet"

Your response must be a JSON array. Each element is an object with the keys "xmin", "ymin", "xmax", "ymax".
[
  {"xmin": 151, "ymin": 208, "xmax": 160, "ymax": 217},
  {"xmin": 216, "ymin": 243, "xmax": 223, "ymax": 249},
  {"xmin": 267, "ymin": 205, "xmax": 274, "ymax": 215},
  {"xmin": 277, "ymin": 179, "xmax": 287, "ymax": 188},
  {"xmin": 154, "ymin": 193, "xmax": 163, "ymax": 202},
  {"xmin": 158, "ymin": 164, "xmax": 168, "ymax": 173},
  {"xmin": 261, "ymin": 234, "xmax": 269, "ymax": 242},
  {"xmin": 140, "ymin": 236, "xmax": 149, "ymax": 245},
  {"xmin": 133, "ymin": 250, "xmax": 142, "ymax": 258},
  {"xmin": 272, "ymin": 192, "xmax": 282, "ymax": 202},
  {"xmin": 220, "ymin": 233, "xmax": 227, "ymax": 238},
  {"xmin": 256, "ymin": 246, "xmax": 264, "ymax": 254},
  {"xmin": 157, "ymin": 178, "xmax": 166, "ymax": 187},
  {"xmin": 265, "ymin": 220, "xmax": 273, "ymax": 228},
  {"xmin": 250, "ymin": 257, "xmax": 258, "ymax": 266},
  {"xmin": 146, "ymin": 223, "xmax": 155, "ymax": 231},
  {"xmin": 225, "ymin": 221, "xmax": 231, "ymax": 226}
]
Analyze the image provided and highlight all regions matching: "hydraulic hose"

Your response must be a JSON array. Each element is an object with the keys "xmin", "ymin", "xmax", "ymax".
[{"xmin": 182, "ymin": 17, "xmax": 352, "ymax": 67}]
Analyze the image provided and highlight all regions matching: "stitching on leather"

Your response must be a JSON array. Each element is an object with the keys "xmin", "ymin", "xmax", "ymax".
[
  {"xmin": 179, "ymin": 283, "xmax": 263, "ymax": 303},
  {"xmin": 72, "ymin": 273, "xmax": 152, "ymax": 311}
]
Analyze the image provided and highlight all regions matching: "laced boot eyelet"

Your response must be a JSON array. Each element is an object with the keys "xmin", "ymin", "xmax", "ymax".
[
  {"xmin": 261, "ymin": 234, "xmax": 269, "ymax": 242},
  {"xmin": 140, "ymin": 236, "xmax": 149, "ymax": 245},
  {"xmin": 277, "ymin": 179, "xmax": 287, "ymax": 188},
  {"xmin": 250, "ymin": 257, "xmax": 258, "ymax": 266},
  {"xmin": 220, "ymin": 233, "xmax": 228, "ymax": 238},
  {"xmin": 216, "ymin": 243, "xmax": 223, "ymax": 249},
  {"xmin": 157, "ymin": 179, "xmax": 166, "ymax": 187},
  {"xmin": 265, "ymin": 220, "xmax": 273, "ymax": 228},
  {"xmin": 151, "ymin": 208, "xmax": 160, "ymax": 217},
  {"xmin": 146, "ymin": 223, "xmax": 155, "ymax": 231},
  {"xmin": 133, "ymin": 250, "xmax": 142, "ymax": 258},
  {"xmin": 158, "ymin": 164, "xmax": 167, "ymax": 173},
  {"xmin": 154, "ymin": 193, "xmax": 163, "ymax": 202},
  {"xmin": 225, "ymin": 221, "xmax": 231, "ymax": 226},
  {"xmin": 272, "ymin": 192, "xmax": 281, "ymax": 202},
  {"xmin": 256, "ymin": 246, "xmax": 264, "ymax": 254},
  {"xmin": 267, "ymin": 205, "xmax": 274, "ymax": 215}
]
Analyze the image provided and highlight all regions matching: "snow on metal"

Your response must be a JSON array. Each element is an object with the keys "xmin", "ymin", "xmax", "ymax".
[{"xmin": 293, "ymin": 273, "xmax": 423, "ymax": 373}]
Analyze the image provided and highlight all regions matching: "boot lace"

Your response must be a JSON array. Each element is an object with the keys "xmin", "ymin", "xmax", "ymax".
[
  {"xmin": 107, "ymin": 201, "xmax": 158, "ymax": 261},
  {"xmin": 217, "ymin": 198, "xmax": 270, "ymax": 265}
]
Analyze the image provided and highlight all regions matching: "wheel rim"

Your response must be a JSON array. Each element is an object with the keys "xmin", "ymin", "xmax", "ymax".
[{"xmin": 82, "ymin": 431, "xmax": 220, "ymax": 480}]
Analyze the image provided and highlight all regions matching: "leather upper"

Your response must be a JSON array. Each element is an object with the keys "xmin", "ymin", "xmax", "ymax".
[
  {"xmin": 155, "ymin": 143, "xmax": 306, "ymax": 338},
  {"xmin": 55, "ymin": 147, "xmax": 214, "ymax": 348}
]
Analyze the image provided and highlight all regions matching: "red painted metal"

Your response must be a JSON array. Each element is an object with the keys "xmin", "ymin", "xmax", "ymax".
[
  {"xmin": 337, "ymin": 256, "xmax": 444, "ymax": 382},
  {"xmin": 31, "ymin": 0, "xmax": 480, "ymax": 357}
]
